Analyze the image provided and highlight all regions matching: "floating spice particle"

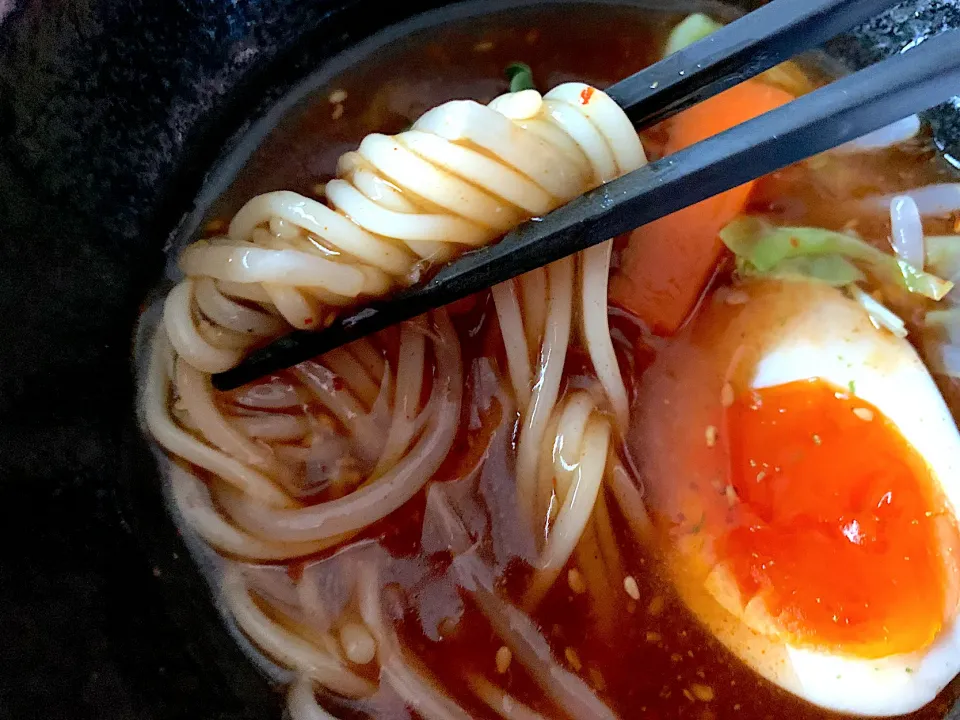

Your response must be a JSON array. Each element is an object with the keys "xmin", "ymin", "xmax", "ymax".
[
  {"xmin": 495, "ymin": 646, "xmax": 512, "ymax": 674},
  {"xmin": 624, "ymin": 575, "xmax": 641, "ymax": 600},
  {"xmin": 671, "ymin": 653, "xmax": 683, "ymax": 663},
  {"xmin": 332, "ymin": 104, "xmax": 344, "ymax": 120},
  {"xmin": 648, "ymin": 595, "xmax": 665, "ymax": 616},
  {"xmin": 721, "ymin": 383, "xmax": 735, "ymax": 407},
  {"xmin": 328, "ymin": 89, "xmax": 348, "ymax": 104},
  {"xmin": 473, "ymin": 40, "xmax": 494, "ymax": 51},
  {"xmin": 705, "ymin": 425, "xmax": 718, "ymax": 448},
  {"xmin": 734, "ymin": 704, "xmax": 741, "ymax": 711},
  {"xmin": 567, "ymin": 568, "xmax": 587, "ymax": 594},
  {"xmin": 691, "ymin": 513, "xmax": 706, "ymax": 534},
  {"xmin": 565, "ymin": 647, "xmax": 583, "ymax": 671},
  {"xmin": 646, "ymin": 631, "xmax": 661, "ymax": 643},
  {"xmin": 853, "ymin": 407, "xmax": 874, "ymax": 421},
  {"xmin": 683, "ymin": 689, "xmax": 695, "ymax": 702},
  {"xmin": 812, "ymin": 434, "xmax": 822, "ymax": 445},
  {"xmin": 691, "ymin": 684, "xmax": 715, "ymax": 702}
]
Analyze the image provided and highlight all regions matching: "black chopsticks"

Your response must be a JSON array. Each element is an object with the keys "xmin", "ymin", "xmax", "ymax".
[
  {"xmin": 605, "ymin": 0, "xmax": 900, "ymax": 128},
  {"xmin": 212, "ymin": 0, "xmax": 951, "ymax": 390}
]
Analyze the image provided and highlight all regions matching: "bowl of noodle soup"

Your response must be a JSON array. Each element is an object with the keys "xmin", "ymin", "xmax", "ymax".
[{"xmin": 5, "ymin": 0, "xmax": 960, "ymax": 719}]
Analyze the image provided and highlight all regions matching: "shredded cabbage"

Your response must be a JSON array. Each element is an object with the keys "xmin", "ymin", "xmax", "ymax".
[
  {"xmin": 847, "ymin": 285, "xmax": 908, "ymax": 338},
  {"xmin": 925, "ymin": 235, "xmax": 960, "ymax": 281},
  {"xmin": 720, "ymin": 217, "xmax": 954, "ymax": 300},
  {"xmin": 737, "ymin": 254, "xmax": 864, "ymax": 287},
  {"xmin": 664, "ymin": 13, "xmax": 722, "ymax": 56}
]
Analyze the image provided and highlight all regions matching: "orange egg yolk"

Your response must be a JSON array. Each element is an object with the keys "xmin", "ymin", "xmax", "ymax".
[{"xmin": 720, "ymin": 378, "xmax": 954, "ymax": 656}]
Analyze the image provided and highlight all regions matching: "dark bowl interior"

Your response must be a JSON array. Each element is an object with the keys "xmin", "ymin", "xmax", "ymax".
[{"xmin": 1, "ymin": 1, "xmax": 959, "ymax": 718}]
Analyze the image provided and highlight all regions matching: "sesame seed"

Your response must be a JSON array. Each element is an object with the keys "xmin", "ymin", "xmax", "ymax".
[
  {"xmin": 724, "ymin": 289, "xmax": 749, "ymax": 305},
  {"xmin": 725, "ymin": 485, "xmax": 739, "ymax": 506},
  {"xmin": 495, "ymin": 646, "xmax": 512, "ymax": 674},
  {"xmin": 328, "ymin": 89, "xmax": 348, "ymax": 104},
  {"xmin": 332, "ymin": 104, "xmax": 344, "ymax": 120},
  {"xmin": 646, "ymin": 631, "xmax": 661, "ymax": 643},
  {"xmin": 691, "ymin": 684, "xmax": 715, "ymax": 702},
  {"xmin": 721, "ymin": 383, "xmax": 735, "ymax": 408},
  {"xmin": 624, "ymin": 575, "xmax": 641, "ymax": 600},
  {"xmin": 567, "ymin": 568, "xmax": 586, "ymax": 594},
  {"xmin": 853, "ymin": 407, "xmax": 874, "ymax": 421},
  {"xmin": 338, "ymin": 622, "xmax": 376, "ymax": 665},
  {"xmin": 705, "ymin": 425, "xmax": 718, "ymax": 448},
  {"xmin": 565, "ymin": 647, "xmax": 582, "ymax": 671},
  {"xmin": 473, "ymin": 41, "xmax": 494, "ymax": 51}
]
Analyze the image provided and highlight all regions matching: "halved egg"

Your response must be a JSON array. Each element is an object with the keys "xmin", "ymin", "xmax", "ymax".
[{"xmin": 634, "ymin": 278, "xmax": 960, "ymax": 716}]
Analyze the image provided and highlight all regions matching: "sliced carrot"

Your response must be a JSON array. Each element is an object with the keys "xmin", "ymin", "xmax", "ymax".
[{"xmin": 610, "ymin": 81, "xmax": 795, "ymax": 335}]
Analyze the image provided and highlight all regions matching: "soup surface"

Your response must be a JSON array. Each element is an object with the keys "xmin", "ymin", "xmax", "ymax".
[{"xmin": 140, "ymin": 3, "xmax": 960, "ymax": 720}]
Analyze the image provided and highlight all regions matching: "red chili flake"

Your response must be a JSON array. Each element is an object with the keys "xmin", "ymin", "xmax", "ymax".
[
  {"xmin": 790, "ymin": 237, "xmax": 799, "ymax": 248},
  {"xmin": 580, "ymin": 87, "xmax": 595, "ymax": 105},
  {"xmin": 303, "ymin": 317, "xmax": 313, "ymax": 325},
  {"xmin": 286, "ymin": 561, "xmax": 306, "ymax": 582},
  {"xmin": 332, "ymin": 377, "xmax": 345, "ymax": 392}
]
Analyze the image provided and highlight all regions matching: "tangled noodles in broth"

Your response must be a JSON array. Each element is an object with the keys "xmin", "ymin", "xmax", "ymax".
[{"xmin": 137, "ymin": 5, "xmax": 960, "ymax": 720}]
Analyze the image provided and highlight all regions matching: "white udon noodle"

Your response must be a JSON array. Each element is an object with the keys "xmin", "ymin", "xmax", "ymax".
[{"xmin": 142, "ymin": 83, "xmax": 647, "ymax": 719}]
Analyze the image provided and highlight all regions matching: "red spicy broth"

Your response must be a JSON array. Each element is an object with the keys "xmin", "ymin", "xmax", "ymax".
[{"xmin": 188, "ymin": 3, "xmax": 960, "ymax": 719}]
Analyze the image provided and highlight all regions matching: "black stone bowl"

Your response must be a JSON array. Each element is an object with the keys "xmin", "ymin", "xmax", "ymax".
[{"xmin": 0, "ymin": 1, "xmax": 958, "ymax": 718}]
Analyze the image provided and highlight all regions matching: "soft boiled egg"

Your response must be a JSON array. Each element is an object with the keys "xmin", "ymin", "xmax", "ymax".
[{"xmin": 634, "ymin": 278, "xmax": 960, "ymax": 716}]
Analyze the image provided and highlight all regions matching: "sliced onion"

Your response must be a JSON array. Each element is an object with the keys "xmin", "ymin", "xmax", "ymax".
[
  {"xmin": 890, "ymin": 195, "xmax": 925, "ymax": 268},
  {"xmin": 868, "ymin": 184, "xmax": 960, "ymax": 216},
  {"xmin": 835, "ymin": 115, "xmax": 920, "ymax": 153},
  {"xmin": 927, "ymin": 342, "xmax": 960, "ymax": 378}
]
